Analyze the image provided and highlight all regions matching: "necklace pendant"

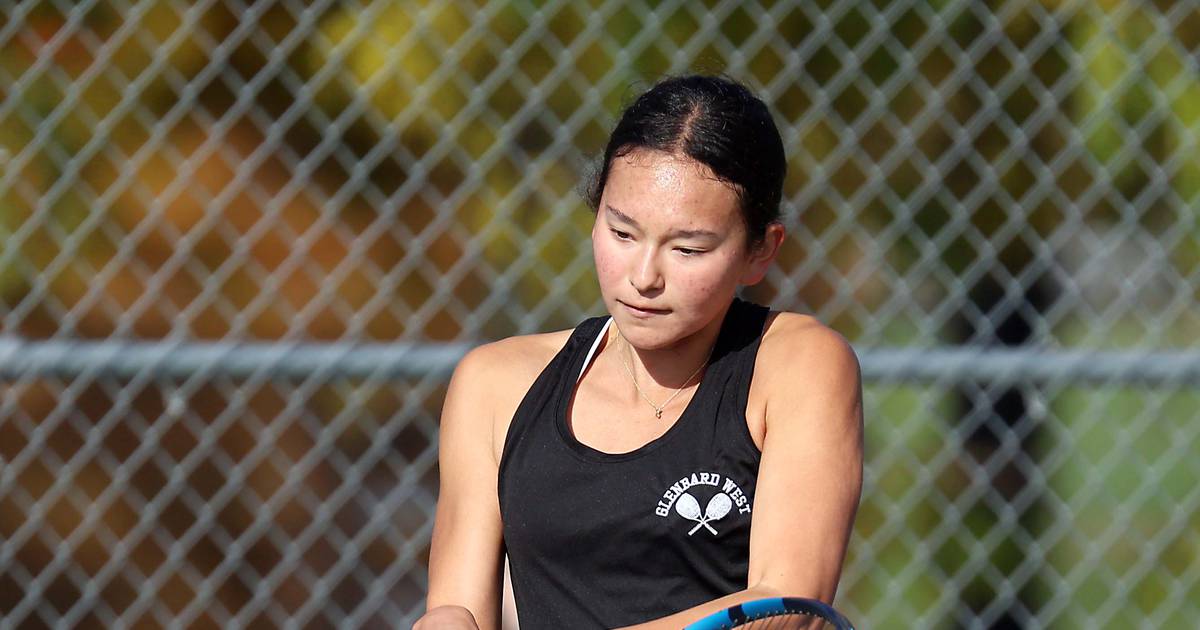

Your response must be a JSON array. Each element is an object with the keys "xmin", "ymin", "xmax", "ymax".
[{"xmin": 655, "ymin": 409, "xmax": 663, "ymax": 419}]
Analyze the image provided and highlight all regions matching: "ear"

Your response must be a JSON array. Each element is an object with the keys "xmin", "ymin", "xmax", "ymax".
[{"xmin": 739, "ymin": 222, "xmax": 785, "ymax": 285}]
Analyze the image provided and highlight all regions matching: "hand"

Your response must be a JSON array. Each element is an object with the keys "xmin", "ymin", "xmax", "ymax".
[{"xmin": 413, "ymin": 605, "xmax": 482, "ymax": 630}]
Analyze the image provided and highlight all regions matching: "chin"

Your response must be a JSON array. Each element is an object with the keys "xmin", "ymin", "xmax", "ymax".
[
  {"xmin": 620, "ymin": 327, "xmax": 670, "ymax": 346},
  {"xmin": 611, "ymin": 315, "xmax": 695, "ymax": 350}
]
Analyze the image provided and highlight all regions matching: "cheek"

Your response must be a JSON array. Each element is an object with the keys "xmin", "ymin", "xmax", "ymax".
[
  {"xmin": 675, "ymin": 257, "xmax": 742, "ymax": 300},
  {"xmin": 592, "ymin": 237, "xmax": 621, "ymax": 285}
]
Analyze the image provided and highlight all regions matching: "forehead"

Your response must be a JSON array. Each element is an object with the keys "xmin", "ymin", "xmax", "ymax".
[{"xmin": 602, "ymin": 150, "xmax": 742, "ymax": 230}]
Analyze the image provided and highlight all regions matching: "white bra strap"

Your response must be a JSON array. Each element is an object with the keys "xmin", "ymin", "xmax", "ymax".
[{"xmin": 578, "ymin": 318, "xmax": 613, "ymax": 382}]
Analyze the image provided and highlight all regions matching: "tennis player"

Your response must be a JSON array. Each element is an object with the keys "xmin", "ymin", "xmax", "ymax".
[{"xmin": 415, "ymin": 75, "xmax": 863, "ymax": 629}]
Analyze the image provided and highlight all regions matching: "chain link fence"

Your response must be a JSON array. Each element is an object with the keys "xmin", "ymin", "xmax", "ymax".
[{"xmin": 2, "ymin": 0, "xmax": 1199, "ymax": 627}]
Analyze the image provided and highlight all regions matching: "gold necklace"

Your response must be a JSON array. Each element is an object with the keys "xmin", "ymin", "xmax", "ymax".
[{"xmin": 614, "ymin": 329, "xmax": 715, "ymax": 419}]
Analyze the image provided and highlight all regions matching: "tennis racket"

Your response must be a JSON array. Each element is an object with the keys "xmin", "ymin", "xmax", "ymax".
[{"xmin": 683, "ymin": 597, "xmax": 856, "ymax": 629}]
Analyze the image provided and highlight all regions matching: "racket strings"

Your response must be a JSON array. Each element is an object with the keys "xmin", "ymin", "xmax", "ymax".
[{"xmin": 737, "ymin": 613, "xmax": 831, "ymax": 629}]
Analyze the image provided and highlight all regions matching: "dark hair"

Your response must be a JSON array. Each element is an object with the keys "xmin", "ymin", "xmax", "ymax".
[{"xmin": 585, "ymin": 75, "xmax": 786, "ymax": 246}]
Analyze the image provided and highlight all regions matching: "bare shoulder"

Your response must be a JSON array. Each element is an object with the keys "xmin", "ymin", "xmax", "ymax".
[
  {"xmin": 755, "ymin": 311, "xmax": 862, "ymax": 419},
  {"xmin": 457, "ymin": 328, "xmax": 572, "ymax": 385},
  {"xmin": 447, "ymin": 327, "xmax": 576, "ymax": 461},
  {"xmin": 759, "ymin": 311, "xmax": 859, "ymax": 375}
]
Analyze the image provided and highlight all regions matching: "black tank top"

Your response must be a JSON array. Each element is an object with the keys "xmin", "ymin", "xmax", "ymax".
[{"xmin": 497, "ymin": 298, "xmax": 770, "ymax": 629}]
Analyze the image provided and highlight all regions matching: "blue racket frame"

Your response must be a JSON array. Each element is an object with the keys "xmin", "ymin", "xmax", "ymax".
[{"xmin": 683, "ymin": 597, "xmax": 856, "ymax": 630}]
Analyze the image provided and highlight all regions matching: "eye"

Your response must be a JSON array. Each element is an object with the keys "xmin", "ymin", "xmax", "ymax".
[
  {"xmin": 610, "ymin": 229, "xmax": 633, "ymax": 241},
  {"xmin": 675, "ymin": 247, "xmax": 705, "ymax": 257}
]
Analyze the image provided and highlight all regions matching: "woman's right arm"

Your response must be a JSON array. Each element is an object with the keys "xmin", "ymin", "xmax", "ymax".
[{"xmin": 415, "ymin": 345, "xmax": 508, "ymax": 630}]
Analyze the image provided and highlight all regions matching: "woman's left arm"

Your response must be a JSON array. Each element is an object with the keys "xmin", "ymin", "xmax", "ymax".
[{"xmin": 617, "ymin": 316, "xmax": 864, "ymax": 629}]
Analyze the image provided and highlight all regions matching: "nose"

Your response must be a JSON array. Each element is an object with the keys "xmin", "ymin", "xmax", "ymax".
[{"xmin": 630, "ymin": 247, "xmax": 664, "ymax": 294}]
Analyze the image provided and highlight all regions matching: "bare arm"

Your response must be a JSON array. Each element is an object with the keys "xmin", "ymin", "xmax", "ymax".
[
  {"xmin": 416, "ymin": 346, "xmax": 508, "ymax": 630},
  {"xmin": 617, "ymin": 318, "xmax": 864, "ymax": 629}
]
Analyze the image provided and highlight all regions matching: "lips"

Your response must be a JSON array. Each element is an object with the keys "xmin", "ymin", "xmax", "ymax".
[{"xmin": 620, "ymin": 300, "xmax": 670, "ymax": 316}]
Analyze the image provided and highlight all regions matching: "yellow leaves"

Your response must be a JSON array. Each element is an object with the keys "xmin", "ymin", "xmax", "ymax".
[{"xmin": 313, "ymin": 1, "xmax": 475, "ymax": 136}]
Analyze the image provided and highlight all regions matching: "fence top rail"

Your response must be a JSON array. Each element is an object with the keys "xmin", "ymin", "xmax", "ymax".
[
  {"xmin": 0, "ymin": 337, "xmax": 1197, "ymax": 386},
  {"xmin": 0, "ymin": 337, "xmax": 473, "ymax": 381}
]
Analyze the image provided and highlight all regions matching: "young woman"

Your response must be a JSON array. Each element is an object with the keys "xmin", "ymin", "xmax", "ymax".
[{"xmin": 415, "ymin": 75, "xmax": 863, "ymax": 630}]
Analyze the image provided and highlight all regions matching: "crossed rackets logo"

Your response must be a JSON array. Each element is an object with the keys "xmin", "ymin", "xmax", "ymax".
[
  {"xmin": 674, "ymin": 491, "xmax": 733, "ymax": 536},
  {"xmin": 654, "ymin": 471, "xmax": 750, "ymax": 535}
]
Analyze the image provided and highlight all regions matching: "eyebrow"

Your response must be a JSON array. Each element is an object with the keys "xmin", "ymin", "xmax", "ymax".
[{"xmin": 605, "ymin": 204, "xmax": 721, "ymax": 240}]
